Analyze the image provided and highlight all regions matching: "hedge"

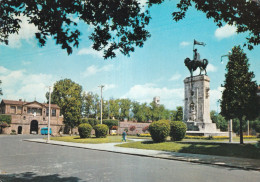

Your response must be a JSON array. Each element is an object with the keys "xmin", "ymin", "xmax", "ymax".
[
  {"xmin": 148, "ymin": 120, "xmax": 170, "ymax": 143},
  {"xmin": 78, "ymin": 123, "xmax": 92, "ymax": 138},
  {"xmin": 94, "ymin": 124, "xmax": 109, "ymax": 138},
  {"xmin": 102, "ymin": 119, "xmax": 119, "ymax": 130},
  {"xmin": 81, "ymin": 118, "xmax": 100, "ymax": 127},
  {"xmin": 170, "ymin": 121, "xmax": 187, "ymax": 141}
]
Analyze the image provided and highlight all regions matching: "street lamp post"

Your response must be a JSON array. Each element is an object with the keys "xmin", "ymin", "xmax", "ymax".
[
  {"xmin": 99, "ymin": 85, "xmax": 104, "ymax": 124},
  {"xmin": 221, "ymin": 52, "xmax": 233, "ymax": 143},
  {"xmin": 47, "ymin": 86, "xmax": 51, "ymax": 143}
]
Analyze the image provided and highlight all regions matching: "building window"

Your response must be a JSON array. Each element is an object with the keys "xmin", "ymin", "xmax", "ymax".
[
  {"xmin": 27, "ymin": 107, "xmax": 42, "ymax": 116},
  {"xmin": 37, "ymin": 109, "xmax": 42, "ymax": 116},
  {"xmin": 10, "ymin": 106, "xmax": 16, "ymax": 114},
  {"xmin": 52, "ymin": 109, "xmax": 56, "ymax": 117},
  {"xmin": 27, "ymin": 108, "xmax": 32, "ymax": 114},
  {"xmin": 17, "ymin": 106, "xmax": 22, "ymax": 114}
]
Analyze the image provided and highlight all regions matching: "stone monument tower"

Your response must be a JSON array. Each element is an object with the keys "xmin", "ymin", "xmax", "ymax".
[
  {"xmin": 184, "ymin": 75, "xmax": 221, "ymax": 134},
  {"xmin": 183, "ymin": 40, "xmax": 228, "ymax": 136}
]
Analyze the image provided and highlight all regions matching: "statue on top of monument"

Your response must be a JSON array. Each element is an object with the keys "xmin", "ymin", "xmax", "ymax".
[{"xmin": 184, "ymin": 40, "xmax": 208, "ymax": 78}]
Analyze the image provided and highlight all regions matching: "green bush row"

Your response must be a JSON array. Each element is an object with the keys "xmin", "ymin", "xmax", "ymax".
[
  {"xmin": 102, "ymin": 119, "xmax": 119, "ymax": 130},
  {"xmin": 81, "ymin": 118, "xmax": 100, "ymax": 127},
  {"xmin": 148, "ymin": 120, "xmax": 187, "ymax": 143},
  {"xmin": 80, "ymin": 118, "xmax": 119, "ymax": 131},
  {"xmin": 78, "ymin": 123, "xmax": 110, "ymax": 138}
]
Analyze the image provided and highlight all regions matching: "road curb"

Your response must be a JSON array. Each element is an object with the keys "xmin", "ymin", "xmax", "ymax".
[{"xmin": 23, "ymin": 139, "xmax": 260, "ymax": 172}]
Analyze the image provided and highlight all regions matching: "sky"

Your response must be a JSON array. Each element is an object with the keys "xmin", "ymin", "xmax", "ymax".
[{"xmin": 0, "ymin": 0, "xmax": 259, "ymax": 112}]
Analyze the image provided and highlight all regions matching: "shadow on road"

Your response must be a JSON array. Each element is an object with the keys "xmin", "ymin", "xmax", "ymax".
[{"xmin": 0, "ymin": 172, "xmax": 82, "ymax": 182}]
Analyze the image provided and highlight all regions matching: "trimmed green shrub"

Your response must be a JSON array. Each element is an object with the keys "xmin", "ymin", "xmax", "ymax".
[
  {"xmin": 148, "ymin": 120, "xmax": 170, "ymax": 143},
  {"xmin": 94, "ymin": 124, "xmax": 109, "ymax": 138},
  {"xmin": 0, "ymin": 115, "xmax": 11, "ymax": 124},
  {"xmin": 102, "ymin": 119, "xmax": 119, "ymax": 130},
  {"xmin": 170, "ymin": 121, "xmax": 187, "ymax": 141},
  {"xmin": 78, "ymin": 123, "xmax": 92, "ymax": 138},
  {"xmin": 81, "ymin": 118, "xmax": 100, "ymax": 127}
]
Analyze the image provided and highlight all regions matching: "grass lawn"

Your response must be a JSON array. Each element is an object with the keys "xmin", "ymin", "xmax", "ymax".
[
  {"xmin": 51, "ymin": 135, "xmax": 127, "ymax": 144},
  {"xmin": 182, "ymin": 138, "xmax": 259, "ymax": 143},
  {"xmin": 116, "ymin": 140, "xmax": 260, "ymax": 159}
]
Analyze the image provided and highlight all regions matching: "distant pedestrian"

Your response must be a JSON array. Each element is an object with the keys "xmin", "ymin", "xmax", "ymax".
[{"xmin": 122, "ymin": 131, "xmax": 127, "ymax": 142}]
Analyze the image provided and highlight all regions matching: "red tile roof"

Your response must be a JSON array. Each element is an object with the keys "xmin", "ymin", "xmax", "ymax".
[{"xmin": 1, "ymin": 99, "xmax": 60, "ymax": 109}]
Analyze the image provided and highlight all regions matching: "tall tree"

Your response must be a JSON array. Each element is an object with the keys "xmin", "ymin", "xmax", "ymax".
[
  {"xmin": 220, "ymin": 46, "xmax": 259, "ymax": 144},
  {"xmin": 210, "ymin": 110, "xmax": 228, "ymax": 131},
  {"xmin": 1, "ymin": 0, "xmax": 151, "ymax": 59},
  {"xmin": 46, "ymin": 79, "xmax": 82, "ymax": 133},
  {"xmin": 82, "ymin": 92, "xmax": 99, "ymax": 118},
  {"xmin": 150, "ymin": 101, "xmax": 160, "ymax": 121},
  {"xmin": 108, "ymin": 99, "xmax": 120, "ymax": 119},
  {"xmin": 132, "ymin": 102, "xmax": 151, "ymax": 122},
  {"xmin": 119, "ymin": 99, "xmax": 132, "ymax": 120},
  {"xmin": 175, "ymin": 106, "xmax": 183, "ymax": 121}
]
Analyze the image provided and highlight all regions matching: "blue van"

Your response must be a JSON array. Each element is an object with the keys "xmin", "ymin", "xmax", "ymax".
[{"xmin": 41, "ymin": 127, "xmax": 52, "ymax": 135}]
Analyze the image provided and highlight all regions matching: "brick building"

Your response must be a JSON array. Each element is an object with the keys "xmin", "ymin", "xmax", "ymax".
[{"xmin": 0, "ymin": 99, "xmax": 64, "ymax": 135}]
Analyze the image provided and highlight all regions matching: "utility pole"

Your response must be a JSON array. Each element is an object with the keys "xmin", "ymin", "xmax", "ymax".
[
  {"xmin": 99, "ymin": 85, "xmax": 104, "ymax": 124},
  {"xmin": 47, "ymin": 86, "xmax": 51, "ymax": 143},
  {"xmin": 229, "ymin": 119, "xmax": 233, "ymax": 143},
  {"xmin": 247, "ymin": 120, "xmax": 250, "ymax": 136}
]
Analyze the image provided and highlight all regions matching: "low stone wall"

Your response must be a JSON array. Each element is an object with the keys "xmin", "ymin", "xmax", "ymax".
[{"xmin": 119, "ymin": 122, "xmax": 150, "ymax": 135}]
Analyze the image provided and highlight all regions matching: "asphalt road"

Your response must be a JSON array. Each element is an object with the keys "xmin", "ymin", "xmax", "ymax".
[{"xmin": 0, "ymin": 135, "xmax": 259, "ymax": 182}]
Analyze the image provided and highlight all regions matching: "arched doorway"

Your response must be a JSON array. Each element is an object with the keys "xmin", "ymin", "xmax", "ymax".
[
  {"xmin": 18, "ymin": 126, "xmax": 22, "ymax": 134},
  {"xmin": 30, "ymin": 120, "xmax": 38, "ymax": 134}
]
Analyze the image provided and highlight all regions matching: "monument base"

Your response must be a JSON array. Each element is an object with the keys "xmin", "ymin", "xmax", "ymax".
[
  {"xmin": 186, "ymin": 131, "xmax": 230, "ymax": 137},
  {"xmin": 186, "ymin": 121, "xmax": 220, "ymax": 132}
]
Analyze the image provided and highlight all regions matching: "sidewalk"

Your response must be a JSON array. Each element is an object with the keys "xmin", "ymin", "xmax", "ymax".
[{"xmin": 24, "ymin": 138, "xmax": 260, "ymax": 171}]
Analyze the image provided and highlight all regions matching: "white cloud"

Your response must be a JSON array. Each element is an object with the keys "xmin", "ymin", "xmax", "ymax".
[
  {"xmin": 169, "ymin": 73, "xmax": 182, "ymax": 81},
  {"xmin": 77, "ymin": 46, "xmax": 103, "ymax": 58},
  {"xmin": 6, "ymin": 16, "xmax": 39, "ymax": 48},
  {"xmin": 104, "ymin": 84, "xmax": 116, "ymax": 91},
  {"xmin": 122, "ymin": 83, "xmax": 184, "ymax": 109},
  {"xmin": 0, "ymin": 66, "xmax": 56, "ymax": 102},
  {"xmin": 207, "ymin": 63, "xmax": 217, "ymax": 72},
  {"xmin": 215, "ymin": 24, "xmax": 237, "ymax": 40},
  {"xmin": 210, "ymin": 87, "xmax": 224, "ymax": 111},
  {"xmin": 180, "ymin": 41, "xmax": 191, "ymax": 47},
  {"xmin": 0, "ymin": 66, "xmax": 9, "ymax": 74},
  {"xmin": 81, "ymin": 65, "xmax": 114, "ymax": 77}
]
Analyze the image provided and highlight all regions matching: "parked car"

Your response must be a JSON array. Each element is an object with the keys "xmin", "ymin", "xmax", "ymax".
[{"xmin": 41, "ymin": 127, "xmax": 52, "ymax": 135}]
